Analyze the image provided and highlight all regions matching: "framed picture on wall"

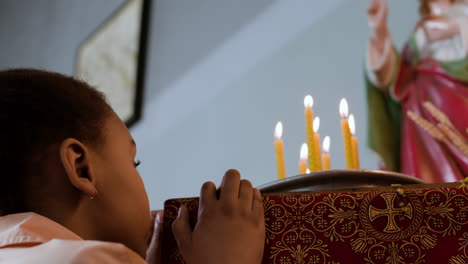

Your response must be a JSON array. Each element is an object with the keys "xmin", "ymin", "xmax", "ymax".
[{"xmin": 75, "ymin": 0, "xmax": 150, "ymax": 127}]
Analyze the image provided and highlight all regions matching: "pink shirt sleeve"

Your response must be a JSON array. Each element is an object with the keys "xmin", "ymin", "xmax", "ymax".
[
  {"xmin": 0, "ymin": 239, "xmax": 146, "ymax": 264},
  {"xmin": 0, "ymin": 213, "xmax": 147, "ymax": 263},
  {"xmin": 70, "ymin": 240, "xmax": 146, "ymax": 264}
]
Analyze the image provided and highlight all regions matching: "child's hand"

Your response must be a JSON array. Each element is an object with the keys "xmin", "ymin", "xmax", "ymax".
[
  {"xmin": 172, "ymin": 169, "xmax": 265, "ymax": 264},
  {"xmin": 146, "ymin": 210, "xmax": 163, "ymax": 264}
]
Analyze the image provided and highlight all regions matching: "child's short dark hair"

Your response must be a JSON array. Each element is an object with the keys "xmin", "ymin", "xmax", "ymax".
[{"xmin": 0, "ymin": 68, "xmax": 112, "ymax": 215}]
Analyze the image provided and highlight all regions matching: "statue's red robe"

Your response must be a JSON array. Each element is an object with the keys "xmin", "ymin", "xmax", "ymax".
[{"xmin": 366, "ymin": 35, "xmax": 468, "ymax": 183}]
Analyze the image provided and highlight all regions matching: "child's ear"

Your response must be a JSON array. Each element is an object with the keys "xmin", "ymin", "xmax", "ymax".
[{"xmin": 59, "ymin": 138, "xmax": 98, "ymax": 197}]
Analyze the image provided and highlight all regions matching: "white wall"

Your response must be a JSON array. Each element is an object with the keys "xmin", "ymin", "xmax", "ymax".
[
  {"xmin": 132, "ymin": 0, "xmax": 419, "ymax": 207},
  {"xmin": 0, "ymin": 0, "xmax": 419, "ymax": 208}
]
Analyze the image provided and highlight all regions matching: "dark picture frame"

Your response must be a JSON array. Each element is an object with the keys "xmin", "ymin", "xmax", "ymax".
[{"xmin": 75, "ymin": 0, "xmax": 151, "ymax": 128}]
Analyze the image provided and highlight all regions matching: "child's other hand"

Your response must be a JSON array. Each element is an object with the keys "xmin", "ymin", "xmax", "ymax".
[
  {"xmin": 172, "ymin": 169, "xmax": 265, "ymax": 264},
  {"xmin": 146, "ymin": 210, "xmax": 163, "ymax": 264}
]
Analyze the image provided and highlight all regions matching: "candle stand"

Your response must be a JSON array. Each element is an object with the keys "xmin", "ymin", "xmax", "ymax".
[{"xmin": 257, "ymin": 169, "xmax": 425, "ymax": 193}]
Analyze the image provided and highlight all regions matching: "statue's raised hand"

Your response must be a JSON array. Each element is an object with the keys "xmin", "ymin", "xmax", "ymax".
[{"xmin": 367, "ymin": 0, "xmax": 389, "ymax": 41}]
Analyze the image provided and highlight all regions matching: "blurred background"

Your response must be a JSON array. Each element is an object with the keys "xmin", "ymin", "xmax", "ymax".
[{"xmin": 0, "ymin": 0, "xmax": 419, "ymax": 207}]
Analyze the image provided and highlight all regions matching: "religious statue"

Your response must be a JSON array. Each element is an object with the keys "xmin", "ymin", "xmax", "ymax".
[{"xmin": 365, "ymin": 0, "xmax": 468, "ymax": 183}]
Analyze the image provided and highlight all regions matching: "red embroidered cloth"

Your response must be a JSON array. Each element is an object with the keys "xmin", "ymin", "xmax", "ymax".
[{"xmin": 161, "ymin": 183, "xmax": 468, "ymax": 263}]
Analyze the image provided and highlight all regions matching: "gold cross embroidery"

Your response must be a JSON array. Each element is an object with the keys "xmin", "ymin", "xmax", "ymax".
[{"xmin": 369, "ymin": 193, "xmax": 413, "ymax": 233}]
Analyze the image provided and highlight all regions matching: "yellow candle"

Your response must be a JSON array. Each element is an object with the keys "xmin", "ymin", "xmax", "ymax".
[
  {"xmin": 298, "ymin": 143, "xmax": 308, "ymax": 174},
  {"xmin": 349, "ymin": 114, "xmax": 361, "ymax": 169},
  {"xmin": 313, "ymin": 117, "xmax": 322, "ymax": 171},
  {"xmin": 339, "ymin": 98, "xmax": 354, "ymax": 169},
  {"xmin": 322, "ymin": 136, "xmax": 331, "ymax": 170},
  {"xmin": 274, "ymin": 121, "xmax": 286, "ymax": 179},
  {"xmin": 304, "ymin": 95, "xmax": 317, "ymax": 171}
]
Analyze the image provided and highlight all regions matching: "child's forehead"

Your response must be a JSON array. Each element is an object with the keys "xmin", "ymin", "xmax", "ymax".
[{"xmin": 102, "ymin": 113, "xmax": 134, "ymax": 145}]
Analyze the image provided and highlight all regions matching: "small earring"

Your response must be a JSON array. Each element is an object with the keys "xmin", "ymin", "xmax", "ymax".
[{"xmin": 89, "ymin": 187, "xmax": 98, "ymax": 200}]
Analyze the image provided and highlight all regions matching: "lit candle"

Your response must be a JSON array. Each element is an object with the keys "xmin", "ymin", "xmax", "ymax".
[
  {"xmin": 304, "ymin": 95, "xmax": 317, "ymax": 172},
  {"xmin": 313, "ymin": 117, "xmax": 322, "ymax": 171},
  {"xmin": 306, "ymin": 168, "xmax": 311, "ymax": 174},
  {"xmin": 349, "ymin": 114, "xmax": 360, "ymax": 169},
  {"xmin": 322, "ymin": 136, "xmax": 331, "ymax": 170},
  {"xmin": 339, "ymin": 98, "xmax": 354, "ymax": 169},
  {"xmin": 274, "ymin": 121, "xmax": 286, "ymax": 179},
  {"xmin": 299, "ymin": 143, "xmax": 308, "ymax": 174}
]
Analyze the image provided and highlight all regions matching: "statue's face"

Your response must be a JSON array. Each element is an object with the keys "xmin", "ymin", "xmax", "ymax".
[{"xmin": 420, "ymin": 0, "xmax": 454, "ymax": 16}]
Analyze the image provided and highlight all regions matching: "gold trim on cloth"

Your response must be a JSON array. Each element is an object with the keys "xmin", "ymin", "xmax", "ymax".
[{"xmin": 162, "ymin": 183, "xmax": 468, "ymax": 264}]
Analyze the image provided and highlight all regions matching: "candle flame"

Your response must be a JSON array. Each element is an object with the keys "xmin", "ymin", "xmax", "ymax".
[
  {"xmin": 304, "ymin": 95, "xmax": 314, "ymax": 108},
  {"xmin": 339, "ymin": 98, "xmax": 349, "ymax": 118},
  {"xmin": 313, "ymin": 117, "xmax": 320, "ymax": 133},
  {"xmin": 306, "ymin": 168, "xmax": 311, "ymax": 174},
  {"xmin": 274, "ymin": 121, "xmax": 283, "ymax": 139},
  {"xmin": 300, "ymin": 143, "xmax": 308, "ymax": 160},
  {"xmin": 323, "ymin": 136, "xmax": 331, "ymax": 153},
  {"xmin": 349, "ymin": 114, "xmax": 356, "ymax": 135}
]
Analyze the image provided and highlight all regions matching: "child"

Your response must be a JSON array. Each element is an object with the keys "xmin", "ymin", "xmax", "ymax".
[{"xmin": 0, "ymin": 69, "xmax": 265, "ymax": 264}]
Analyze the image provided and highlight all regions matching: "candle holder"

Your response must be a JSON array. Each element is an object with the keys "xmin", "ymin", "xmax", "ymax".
[{"xmin": 257, "ymin": 169, "xmax": 425, "ymax": 193}]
